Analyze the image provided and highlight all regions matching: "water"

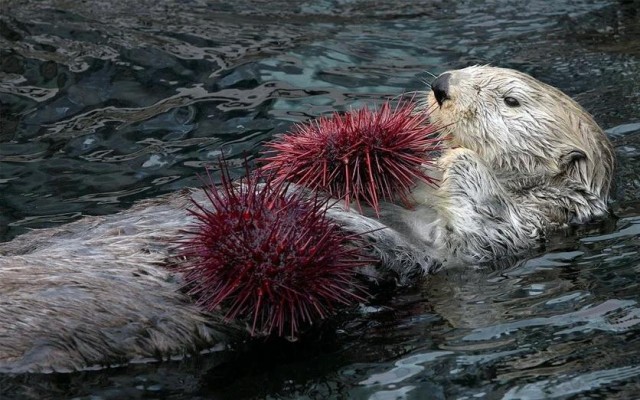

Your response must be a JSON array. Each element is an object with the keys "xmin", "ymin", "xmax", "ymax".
[{"xmin": 1, "ymin": 0, "xmax": 640, "ymax": 398}]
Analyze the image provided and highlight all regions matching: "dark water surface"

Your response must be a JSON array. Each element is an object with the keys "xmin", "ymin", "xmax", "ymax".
[{"xmin": 2, "ymin": 0, "xmax": 640, "ymax": 398}]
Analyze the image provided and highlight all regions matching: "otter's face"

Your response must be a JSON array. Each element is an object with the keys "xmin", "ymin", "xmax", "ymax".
[{"xmin": 426, "ymin": 65, "xmax": 614, "ymax": 201}]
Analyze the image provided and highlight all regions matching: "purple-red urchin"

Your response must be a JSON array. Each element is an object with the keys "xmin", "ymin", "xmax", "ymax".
[
  {"xmin": 260, "ymin": 101, "xmax": 443, "ymax": 213},
  {"xmin": 177, "ymin": 166, "xmax": 369, "ymax": 338}
]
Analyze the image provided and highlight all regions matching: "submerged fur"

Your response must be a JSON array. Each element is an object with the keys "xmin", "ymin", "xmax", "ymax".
[{"xmin": 0, "ymin": 66, "xmax": 614, "ymax": 372}]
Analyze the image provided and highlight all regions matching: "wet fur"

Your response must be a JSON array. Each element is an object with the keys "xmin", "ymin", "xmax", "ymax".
[
  {"xmin": 0, "ymin": 66, "xmax": 614, "ymax": 372},
  {"xmin": 0, "ymin": 191, "xmax": 243, "ymax": 373},
  {"xmin": 430, "ymin": 66, "xmax": 614, "ymax": 260},
  {"xmin": 336, "ymin": 66, "xmax": 614, "ymax": 266}
]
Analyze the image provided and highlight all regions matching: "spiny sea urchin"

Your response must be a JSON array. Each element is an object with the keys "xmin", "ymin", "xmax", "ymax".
[
  {"xmin": 177, "ymin": 165, "xmax": 369, "ymax": 338},
  {"xmin": 260, "ymin": 101, "xmax": 442, "ymax": 213}
]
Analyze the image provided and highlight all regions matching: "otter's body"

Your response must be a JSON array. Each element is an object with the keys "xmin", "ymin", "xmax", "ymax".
[
  {"xmin": 0, "ymin": 66, "xmax": 614, "ymax": 372},
  {"xmin": 0, "ymin": 191, "xmax": 243, "ymax": 373}
]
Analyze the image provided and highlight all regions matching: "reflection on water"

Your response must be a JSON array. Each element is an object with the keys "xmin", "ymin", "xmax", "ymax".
[{"xmin": 1, "ymin": 0, "xmax": 640, "ymax": 398}]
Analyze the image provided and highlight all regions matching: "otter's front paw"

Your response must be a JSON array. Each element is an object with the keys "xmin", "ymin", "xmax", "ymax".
[
  {"xmin": 439, "ymin": 148, "xmax": 490, "ymax": 187},
  {"xmin": 438, "ymin": 148, "xmax": 481, "ymax": 171},
  {"xmin": 438, "ymin": 147, "xmax": 500, "ymax": 199}
]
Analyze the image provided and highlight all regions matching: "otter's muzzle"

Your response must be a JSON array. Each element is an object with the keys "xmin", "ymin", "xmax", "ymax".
[{"xmin": 431, "ymin": 72, "xmax": 451, "ymax": 106}]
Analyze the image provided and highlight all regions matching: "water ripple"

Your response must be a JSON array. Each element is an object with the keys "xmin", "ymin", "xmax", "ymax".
[
  {"xmin": 359, "ymin": 351, "xmax": 454, "ymax": 386},
  {"xmin": 503, "ymin": 365, "xmax": 640, "ymax": 400},
  {"xmin": 464, "ymin": 299, "xmax": 640, "ymax": 341},
  {"xmin": 2, "ymin": 0, "xmax": 640, "ymax": 398}
]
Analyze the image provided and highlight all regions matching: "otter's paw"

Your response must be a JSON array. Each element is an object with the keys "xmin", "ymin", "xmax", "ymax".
[
  {"xmin": 438, "ymin": 148, "xmax": 482, "ymax": 171},
  {"xmin": 439, "ymin": 148, "xmax": 496, "ymax": 194}
]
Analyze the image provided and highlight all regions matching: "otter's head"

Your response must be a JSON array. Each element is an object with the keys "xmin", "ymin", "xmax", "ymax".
[{"xmin": 426, "ymin": 65, "xmax": 614, "ymax": 202}]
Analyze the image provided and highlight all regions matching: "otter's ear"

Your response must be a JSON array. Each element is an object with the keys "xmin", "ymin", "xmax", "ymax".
[{"xmin": 559, "ymin": 149, "xmax": 587, "ymax": 170}]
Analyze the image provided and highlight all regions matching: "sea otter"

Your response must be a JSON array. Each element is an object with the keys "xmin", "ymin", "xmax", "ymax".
[
  {"xmin": 329, "ymin": 65, "xmax": 614, "ymax": 272},
  {"xmin": 0, "ymin": 66, "xmax": 615, "ymax": 373}
]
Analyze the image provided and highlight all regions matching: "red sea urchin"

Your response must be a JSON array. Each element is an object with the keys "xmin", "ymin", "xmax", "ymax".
[
  {"xmin": 260, "ymin": 102, "xmax": 442, "ymax": 213},
  {"xmin": 177, "ymin": 166, "xmax": 369, "ymax": 338}
]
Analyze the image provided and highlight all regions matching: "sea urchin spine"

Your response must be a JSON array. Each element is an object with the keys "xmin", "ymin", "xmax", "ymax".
[
  {"xmin": 177, "ymin": 165, "xmax": 369, "ymax": 338},
  {"xmin": 260, "ymin": 102, "xmax": 442, "ymax": 213}
]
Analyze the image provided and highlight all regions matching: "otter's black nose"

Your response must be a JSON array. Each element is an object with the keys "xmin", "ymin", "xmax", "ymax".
[{"xmin": 431, "ymin": 73, "xmax": 451, "ymax": 106}]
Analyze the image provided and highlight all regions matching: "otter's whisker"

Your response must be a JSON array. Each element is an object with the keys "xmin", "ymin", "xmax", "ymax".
[{"xmin": 423, "ymin": 70, "xmax": 438, "ymax": 80}]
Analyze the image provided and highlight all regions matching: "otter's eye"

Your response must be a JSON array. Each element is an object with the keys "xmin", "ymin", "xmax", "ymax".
[{"xmin": 504, "ymin": 96, "xmax": 520, "ymax": 107}]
